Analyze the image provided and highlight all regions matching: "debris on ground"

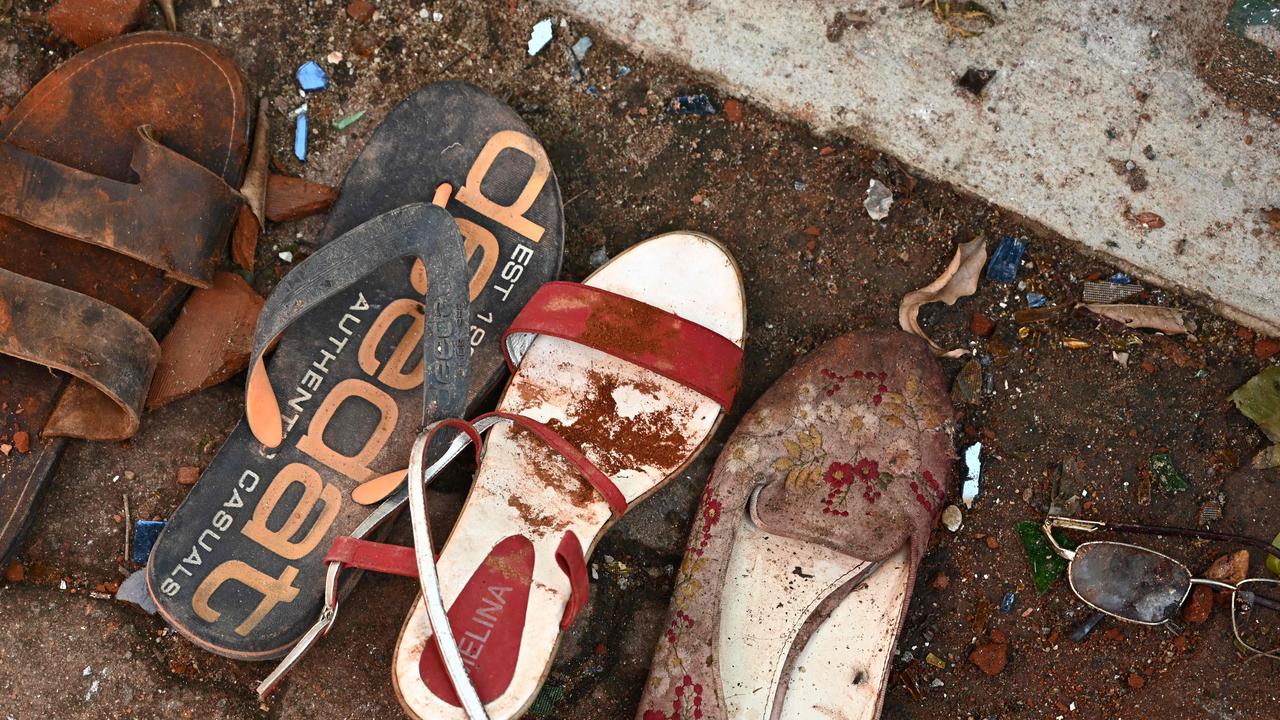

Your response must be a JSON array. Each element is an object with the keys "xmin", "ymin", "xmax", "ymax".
[
  {"xmin": 1084, "ymin": 304, "xmax": 1194, "ymax": 335},
  {"xmin": 528, "ymin": 18, "xmax": 553, "ymax": 56},
  {"xmin": 969, "ymin": 628, "xmax": 1009, "ymax": 676},
  {"xmin": 114, "ymin": 569, "xmax": 157, "ymax": 614},
  {"xmin": 175, "ymin": 467, "xmax": 199, "ymax": 487},
  {"xmin": 970, "ymin": 311, "xmax": 996, "ymax": 337},
  {"xmin": 130, "ymin": 521, "xmax": 165, "ymax": 564},
  {"xmin": 722, "ymin": 98, "xmax": 744, "ymax": 123},
  {"xmin": 942, "ymin": 504, "xmax": 963, "ymax": 532},
  {"xmin": 864, "ymin": 178, "xmax": 894, "ymax": 220},
  {"xmin": 956, "ymin": 67, "xmax": 995, "ymax": 96},
  {"xmin": 669, "ymin": 94, "xmax": 717, "ymax": 115},
  {"xmin": 1069, "ymin": 611, "xmax": 1106, "ymax": 642},
  {"xmin": 1132, "ymin": 210, "xmax": 1165, "ymax": 229},
  {"xmin": 332, "ymin": 109, "xmax": 367, "ymax": 130},
  {"xmin": 962, "ymin": 442, "xmax": 982, "ymax": 507},
  {"xmin": 147, "ymin": 273, "xmax": 265, "ymax": 409},
  {"xmin": 232, "ymin": 100, "xmax": 270, "ymax": 270},
  {"xmin": 951, "ymin": 357, "xmax": 983, "ymax": 404},
  {"xmin": 3, "ymin": 560, "xmax": 23, "ymax": 583},
  {"xmin": 1025, "ymin": 291, "xmax": 1046, "ymax": 308},
  {"xmin": 898, "ymin": 237, "xmax": 986, "ymax": 357},
  {"xmin": 294, "ymin": 112, "xmax": 308, "ymax": 161},
  {"xmin": 295, "ymin": 60, "xmax": 330, "ymax": 92},
  {"xmin": 566, "ymin": 37, "xmax": 592, "ymax": 82},
  {"xmin": 925, "ymin": 652, "xmax": 947, "ymax": 669},
  {"xmin": 1015, "ymin": 520, "xmax": 1073, "ymax": 593},
  {"xmin": 1082, "ymin": 280, "xmax": 1143, "ymax": 303},
  {"xmin": 265, "ymin": 174, "xmax": 339, "ymax": 222},
  {"xmin": 346, "ymin": 0, "xmax": 375, "ymax": 23},
  {"xmin": 1147, "ymin": 451, "xmax": 1189, "ymax": 492},
  {"xmin": 932, "ymin": 1, "xmax": 996, "ymax": 42},
  {"xmin": 12, "ymin": 431, "xmax": 29, "ymax": 454},
  {"xmin": 1204, "ymin": 550, "xmax": 1249, "ymax": 586},
  {"xmin": 1230, "ymin": 366, "xmax": 1280, "ymax": 468},
  {"xmin": 1000, "ymin": 590, "xmax": 1016, "ymax": 613},
  {"xmin": 1269, "ymin": 533, "xmax": 1280, "ymax": 577},
  {"xmin": 47, "ymin": 0, "xmax": 149, "ymax": 49},
  {"xmin": 985, "ymin": 236, "xmax": 1026, "ymax": 283}
]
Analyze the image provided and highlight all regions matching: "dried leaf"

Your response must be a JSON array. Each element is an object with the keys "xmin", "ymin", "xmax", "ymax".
[
  {"xmin": 1252, "ymin": 444, "xmax": 1280, "ymax": 470},
  {"xmin": 1232, "ymin": 367, "xmax": 1280, "ymax": 443},
  {"xmin": 266, "ymin": 174, "xmax": 339, "ymax": 222},
  {"xmin": 898, "ymin": 237, "xmax": 987, "ymax": 358},
  {"xmin": 240, "ymin": 99, "xmax": 270, "ymax": 226},
  {"xmin": 230, "ymin": 205, "xmax": 260, "ymax": 272},
  {"xmin": 1084, "ymin": 303, "xmax": 1194, "ymax": 335}
]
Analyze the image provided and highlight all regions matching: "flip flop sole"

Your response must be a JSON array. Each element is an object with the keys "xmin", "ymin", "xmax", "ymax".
[
  {"xmin": 146, "ymin": 82, "xmax": 564, "ymax": 659},
  {"xmin": 0, "ymin": 32, "xmax": 250, "ymax": 564},
  {"xmin": 393, "ymin": 233, "xmax": 746, "ymax": 720}
]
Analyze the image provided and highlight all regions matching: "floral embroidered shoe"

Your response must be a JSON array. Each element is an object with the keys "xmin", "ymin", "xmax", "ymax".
[{"xmin": 638, "ymin": 330, "xmax": 954, "ymax": 720}]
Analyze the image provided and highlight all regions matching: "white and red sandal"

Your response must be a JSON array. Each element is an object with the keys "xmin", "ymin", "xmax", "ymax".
[{"xmin": 284, "ymin": 232, "xmax": 746, "ymax": 718}]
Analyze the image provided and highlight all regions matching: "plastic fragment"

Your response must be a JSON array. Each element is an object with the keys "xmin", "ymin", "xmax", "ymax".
[
  {"xmin": 528, "ymin": 18, "xmax": 553, "ymax": 56},
  {"xmin": 1015, "ymin": 520, "xmax": 1075, "ymax": 593},
  {"xmin": 1108, "ymin": 272, "xmax": 1133, "ymax": 284},
  {"xmin": 616, "ymin": 65, "xmax": 631, "ymax": 78},
  {"xmin": 332, "ymin": 110, "xmax": 366, "ymax": 130},
  {"xmin": 131, "ymin": 520, "xmax": 166, "ymax": 563},
  {"xmin": 571, "ymin": 36, "xmax": 592, "ymax": 60},
  {"xmin": 1026, "ymin": 291, "xmax": 1046, "ymax": 308},
  {"xmin": 925, "ymin": 652, "xmax": 947, "ymax": 669},
  {"xmin": 294, "ymin": 113, "xmax": 308, "ymax": 161},
  {"xmin": 295, "ymin": 60, "xmax": 329, "ymax": 92},
  {"xmin": 986, "ymin": 236, "xmax": 1026, "ymax": 283},
  {"xmin": 115, "ymin": 569, "xmax": 157, "ymax": 614},
  {"xmin": 669, "ymin": 94, "xmax": 717, "ymax": 115},
  {"xmin": 962, "ymin": 442, "xmax": 982, "ymax": 507},
  {"xmin": 1000, "ymin": 590, "xmax": 1016, "ymax": 613},
  {"xmin": 864, "ymin": 179, "xmax": 894, "ymax": 220},
  {"xmin": 1149, "ymin": 451, "xmax": 1189, "ymax": 492}
]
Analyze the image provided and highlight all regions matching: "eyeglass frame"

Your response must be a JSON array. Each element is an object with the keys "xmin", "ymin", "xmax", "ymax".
[{"xmin": 1042, "ymin": 515, "xmax": 1280, "ymax": 658}]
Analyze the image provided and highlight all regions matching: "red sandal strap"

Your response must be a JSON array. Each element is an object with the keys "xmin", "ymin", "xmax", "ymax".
[
  {"xmin": 502, "ymin": 281, "xmax": 742, "ymax": 409},
  {"xmin": 555, "ymin": 531, "xmax": 589, "ymax": 629},
  {"xmin": 325, "ymin": 536, "xmax": 421, "ymax": 578},
  {"xmin": 478, "ymin": 411, "xmax": 627, "ymax": 516}
]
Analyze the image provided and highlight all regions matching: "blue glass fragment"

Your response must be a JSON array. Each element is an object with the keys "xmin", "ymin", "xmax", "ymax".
[
  {"xmin": 294, "ymin": 113, "xmax": 308, "ymax": 162},
  {"xmin": 1026, "ymin": 292, "xmax": 1047, "ymax": 308},
  {"xmin": 132, "ymin": 520, "xmax": 166, "ymax": 564},
  {"xmin": 669, "ymin": 94, "xmax": 717, "ymax": 115},
  {"xmin": 296, "ymin": 60, "xmax": 329, "ymax": 92},
  {"xmin": 986, "ymin": 236, "xmax": 1026, "ymax": 283},
  {"xmin": 1107, "ymin": 272, "xmax": 1133, "ymax": 284},
  {"xmin": 1000, "ymin": 590, "xmax": 1016, "ymax": 613}
]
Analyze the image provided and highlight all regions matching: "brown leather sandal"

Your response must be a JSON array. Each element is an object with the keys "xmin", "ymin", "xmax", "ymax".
[
  {"xmin": 638, "ymin": 331, "xmax": 955, "ymax": 720},
  {"xmin": 0, "ymin": 32, "xmax": 250, "ymax": 563}
]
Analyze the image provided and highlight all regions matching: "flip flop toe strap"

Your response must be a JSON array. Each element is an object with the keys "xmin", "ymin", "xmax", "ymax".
[{"xmin": 243, "ymin": 201, "xmax": 472, "ymax": 449}]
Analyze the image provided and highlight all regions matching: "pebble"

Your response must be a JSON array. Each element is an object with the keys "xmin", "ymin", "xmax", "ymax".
[
  {"xmin": 346, "ymin": 0, "xmax": 375, "ymax": 23},
  {"xmin": 930, "ymin": 573, "xmax": 951, "ymax": 590},
  {"xmin": 941, "ymin": 504, "xmax": 962, "ymax": 532},
  {"xmin": 1254, "ymin": 337, "xmax": 1280, "ymax": 360},
  {"xmin": 970, "ymin": 311, "xmax": 996, "ymax": 338},
  {"xmin": 1127, "ymin": 672, "xmax": 1145, "ymax": 689},
  {"xmin": 969, "ymin": 628, "xmax": 1008, "ymax": 676},
  {"xmin": 723, "ymin": 98, "xmax": 744, "ymax": 123},
  {"xmin": 12, "ymin": 430, "xmax": 28, "ymax": 454},
  {"xmin": 176, "ymin": 466, "xmax": 199, "ymax": 486},
  {"xmin": 4, "ymin": 560, "xmax": 24, "ymax": 583},
  {"xmin": 1204, "ymin": 550, "xmax": 1249, "ymax": 586},
  {"xmin": 1181, "ymin": 584, "xmax": 1214, "ymax": 624}
]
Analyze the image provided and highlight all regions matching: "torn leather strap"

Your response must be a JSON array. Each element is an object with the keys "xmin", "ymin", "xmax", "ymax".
[
  {"xmin": 0, "ymin": 126, "xmax": 242, "ymax": 288},
  {"xmin": 0, "ymin": 267, "xmax": 159, "ymax": 440}
]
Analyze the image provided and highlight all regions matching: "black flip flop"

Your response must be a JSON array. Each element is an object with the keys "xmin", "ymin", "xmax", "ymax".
[{"xmin": 146, "ymin": 81, "xmax": 564, "ymax": 660}]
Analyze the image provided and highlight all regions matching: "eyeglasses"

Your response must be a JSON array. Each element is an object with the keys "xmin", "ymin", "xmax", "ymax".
[{"xmin": 1043, "ymin": 516, "xmax": 1280, "ymax": 660}]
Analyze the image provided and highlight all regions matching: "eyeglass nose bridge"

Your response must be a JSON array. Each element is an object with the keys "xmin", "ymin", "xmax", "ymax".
[{"xmin": 1042, "ymin": 516, "xmax": 1108, "ymax": 560}]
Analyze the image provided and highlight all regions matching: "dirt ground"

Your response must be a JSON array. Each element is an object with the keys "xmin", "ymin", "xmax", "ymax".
[{"xmin": 2, "ymin": 1, "xmax": 1279, "ymax": 719}]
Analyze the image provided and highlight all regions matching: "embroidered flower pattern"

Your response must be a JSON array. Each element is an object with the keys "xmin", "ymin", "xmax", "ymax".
[{"xmin": 771, "ymin": 424, "xmax": 826, "ymax": 490}]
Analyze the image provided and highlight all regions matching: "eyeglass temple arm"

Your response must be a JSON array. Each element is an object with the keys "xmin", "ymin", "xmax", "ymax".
[{"xmin": 1062, "ymin": 518, "xmax": 1280, "ymax": 563}]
